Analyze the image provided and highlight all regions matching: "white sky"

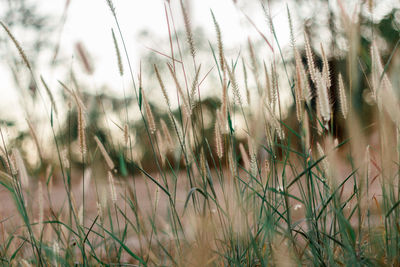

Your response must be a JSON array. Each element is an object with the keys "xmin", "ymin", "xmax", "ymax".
[{"xmin": 49, "ymin": 0, "xmax": 283, "ymax": 87}]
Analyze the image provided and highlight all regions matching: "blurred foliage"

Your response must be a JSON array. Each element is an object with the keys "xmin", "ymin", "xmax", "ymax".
[
  {"xmin": 0, "ymin": 0, "xmax": 55, "ymax": 94},
  {"xmin": 0, "ymin": 0, "xmax": 54, "ymax": 56},
  {"xmin": 1, "ymin": 1, "xmax": 399, "ymax": 175}
]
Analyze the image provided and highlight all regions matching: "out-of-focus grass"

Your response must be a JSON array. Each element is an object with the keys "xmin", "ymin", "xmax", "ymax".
[{"xmin": 0, "ymin": 1, "xmax": 399, "ymax": 266}]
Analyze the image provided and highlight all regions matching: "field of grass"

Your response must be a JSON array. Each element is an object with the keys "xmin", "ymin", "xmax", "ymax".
[{"xmin": 0, "ymin": 0, "xmax": 399, "ymax": 266}]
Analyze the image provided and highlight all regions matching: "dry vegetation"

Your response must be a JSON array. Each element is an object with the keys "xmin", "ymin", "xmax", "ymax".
[{"xmin": 0, "ymin": 0, "xmax": 400, "ymax": 266}]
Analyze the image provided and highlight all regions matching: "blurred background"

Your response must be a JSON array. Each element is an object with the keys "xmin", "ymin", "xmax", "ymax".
[{"xmin": 0, "ymin": 0, "xmax": 399, "ymax": 172}]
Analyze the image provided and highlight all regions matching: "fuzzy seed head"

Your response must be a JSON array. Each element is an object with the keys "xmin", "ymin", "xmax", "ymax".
[
  {"xmin": 106, "ymin": 0, "xmax": 116, "ymax": 16},
  {"xmin": 167, "ymin": 64, "xmax": 191, "ymax": 117},
  {"xmin": 75, "ymin": 42, "xmax": 93, "ymax": 75},
  {"xmin": 239, "ymin": 143, "xmax": 250, "ymax": 171},
  {"xmin": 96, "ymin": 201, "xmax": 103, "ymax": 219},
  {"xmin": 0, "ymin": 21, "xmax": 32, "ymax": 71},
  {"xmin": 250, "ymin": 154, "xmax": 257, "ymax": 179},
  {"xmin": 111, "ymin": 29, "xmax": 123, "ymax": 76},
  {"xmin": 295, "ymin": 50, "xmax": 312, "ymax": 104},
  {"xmin": 242, "ymin": 60, "xmax": 251, "ymax": 105},
  {"xmin": 13, "ymin": 149, "xmax": 29, "ymax": 189},
  {"xmin": 180, "ymin": 0, "xmax": 195, "ymax": 59},
  {"xmin": 304, "ymin": 32, "xmax": 316, "ymax": 84},
  {"xmin": 108, "ymin": 171, "xmax": 117, "ymax": 204},
  {"xmin": 287, "ymin": 7, "xmax": 296, "ymax": 48},
  {"xmin": 270, "ymin": 63, "xmax": 278, "ymax": 112},
  {"xmin": 0, "ymin": 147, "xmax": 12, "ymax": 175},
  {"xmin": 316, "ymin": 142, "xmax": 329, "ymax": 175},
  {"xmin": 155, "ymin": 65, "xmax": 170, "ymax": 107},
  {"xmin": 228, "ymin": 147, "xmax": 236, "ymax": 177},
  {"xmin": 94, "ymin": 136, "xmax": 115, "ymax": 170},
  {"xmin": 264, "ymin": 63, "xmax": 272, "ymax": 104},
  {"xmin": 211, "ymin": 11, "xmax": 224, "ymax": 71},
  {"xmin": 215, "ymin": 122, "xmax": 223, "ymax": 159},
  {"xmin": 61, "ymin": 149, "xmax": 70, "ymax": 169},
  {"xmin": 315, "ymin": 71, "xmax": 331, "ymax": 122},
  {"xmin": 294, "ymin": 62, "xmax": 303, "ymax": 122},
  {"xmin": 248, "ymin": 39, "xmax": 261, "ymax": 93},
  {"xmin": 143, "ymin": 93, "xmax": 156, "ymax": 134},
  {"xmin": 77, "ymin": 106, "xmax": 86, "ymax": 156},
  {"xmin": 320, "ymin": 43, "xmax": 331, "ymax": 89},
  {"xmin": 226, "ymin": 63, "xmax": 242, "ymax": 106},
  {"xmin": 338, "ymin": 73, "xmax": 348, "ymax": 119},
  {"xmin": 190, "ymin": 65, "xmax": 201, "ymax": 110},
  {"xmin": 200, "ymin": 149, "xmax": 207, "ymax": 177},
  {"xmin": 161, "ymin": 119, "xmax": 174, "ymax": 150}
]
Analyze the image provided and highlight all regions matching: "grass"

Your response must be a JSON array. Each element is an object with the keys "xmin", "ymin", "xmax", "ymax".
[{"xmin": 0, "ymin": 0, "xmax": 399, "ymax": 266}]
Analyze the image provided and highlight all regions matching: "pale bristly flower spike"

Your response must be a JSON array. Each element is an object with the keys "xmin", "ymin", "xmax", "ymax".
[
  {"xmin": 154, "ymin": 64, "xmax": 170, "ymax": 107},
  {"xmin": 111, "ymin": 28, "xmax": 123, "ymax": 76},
  {"xmin": 338, "ymin": 73, "xmax": 348, "ymax": 119},
  {"xmin": 304, "ymin": 32, "xmax": 316, "ymax": 84},
  {"xmin": 94, "ymin": 136, "xmax": 115, "ymax": 170}
]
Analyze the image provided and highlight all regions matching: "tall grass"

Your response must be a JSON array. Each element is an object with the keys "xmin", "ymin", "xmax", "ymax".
[{"xmin": 0, "ymin": 1, "xmax": 399, "ymax": 266}]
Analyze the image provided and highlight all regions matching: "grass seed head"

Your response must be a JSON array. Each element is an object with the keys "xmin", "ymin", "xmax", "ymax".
[
  {"xmin": 304, "ymin": 32, "xmax": 316, "ymax": 84},
  {"xmin": 108, "ymin": 171, "xmax": 117, "ymax": 204},
  {"xmin": 94, "ymin": 136, "xmax": 115, "ymax": 170},
  {"xmin": 111, "ymin": 28, "xmax": 123, "ymax": 76},
  {"xmin": 338, "ymin": 73, "xmax": 348, "ymax": 119},
  {"xmin": 155, "ymin": 64, "xmax": 170, "ymax": 107},
  {"xmin": 0, "ymin": 21, "xmax": 32, "ymax": 71},
  {"xmin": 215, "ymin": 121, "xmax": 223, "ymax": 159}
]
